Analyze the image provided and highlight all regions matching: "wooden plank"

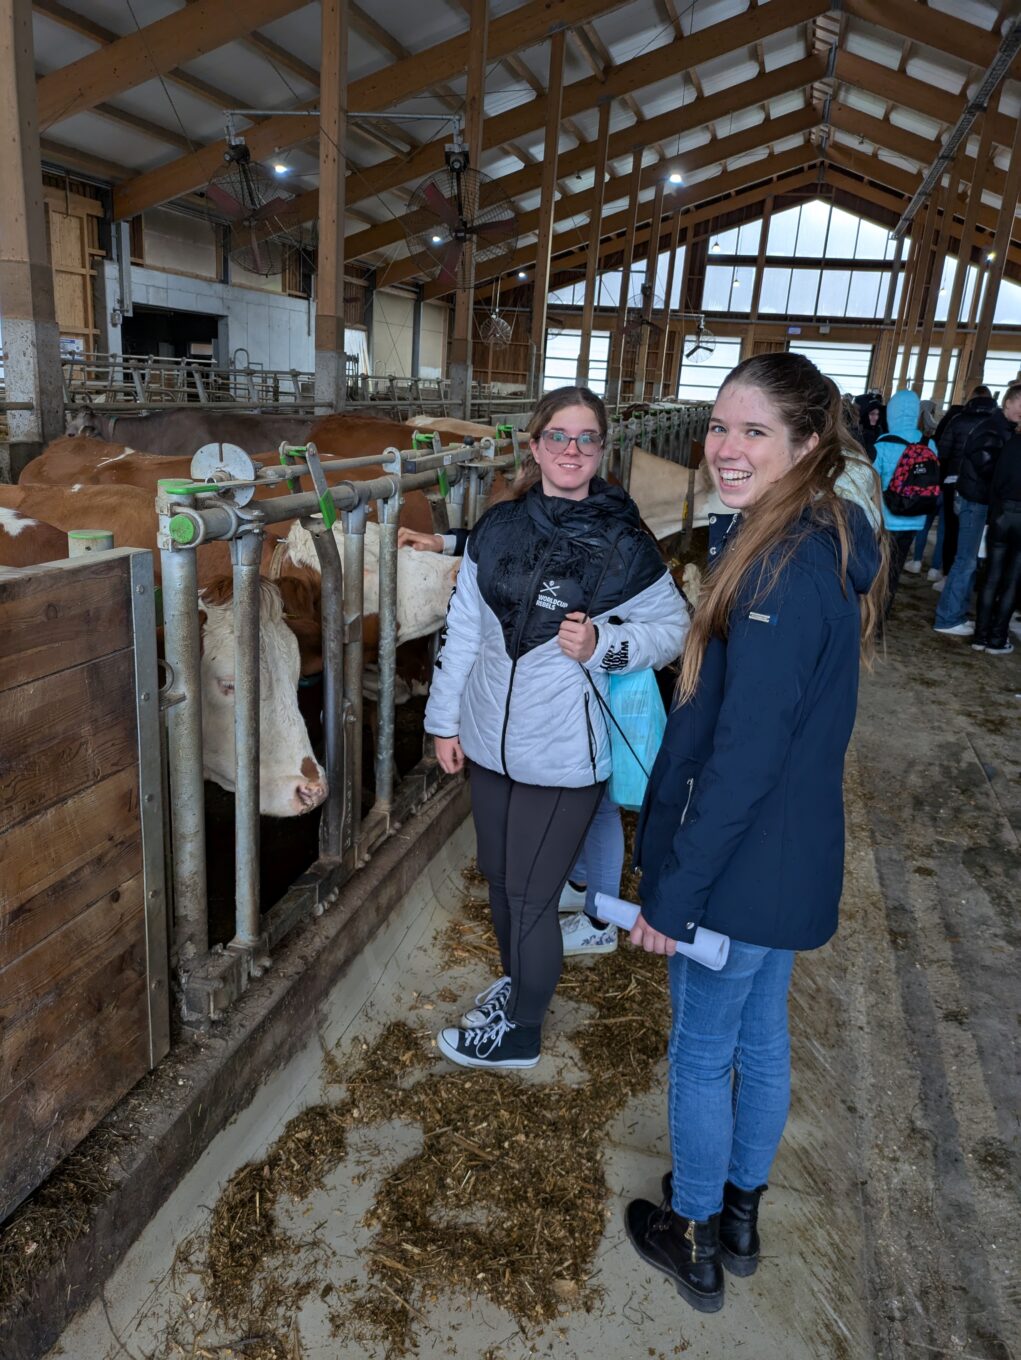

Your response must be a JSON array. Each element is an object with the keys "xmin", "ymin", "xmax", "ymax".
[
  {"xmin": 0, "ymin": 888, "xmax": 145, "ymax": 1102},
  {"xmin": 0, "ymin": 825, "xmax": 141, "ymax": 963},
  {"xmin": 0, "ymin": 966, "xmax": 148, "ymax": 1222},
  {"xmin": 0, "ymin": 649, "xmax": 137, "ymax": 834},
  {"xmin": 0, "ymin": 553, "xmax": 132, "ymax": 691},
  {"xmin": 36, "ymin": 0, "xmax": 309, "ymax": 129},
  {"xmin": 0, "ymin": 764, "xmax": 140, "ymax": 923}
]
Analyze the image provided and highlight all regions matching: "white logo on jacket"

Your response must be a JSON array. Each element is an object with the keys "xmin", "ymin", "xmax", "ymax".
[{"xmin": 536, "ymin": 579, "xmax": 569, "ymax": 611}]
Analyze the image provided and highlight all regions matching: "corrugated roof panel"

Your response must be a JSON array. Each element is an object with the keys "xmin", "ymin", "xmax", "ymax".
[
  {"xmin": 179, "ymin": 41, "xmax": 317, "ymax": 106},
  {"xmin": 997, "ymin": 80, "xmax": 1021, "ymax": 119},
  {"xmin": 843, "ymin": 25, "xmax": 901, "ymax": 68},
  {"xmin": 108, "ymin": 80, "xmax": 226, "ymax": 145},
  {"xmin": 696, "ymin": 52, "xmax": 760, "ymax": 97},
  {"xmin": 832, "ymin": 128, "xmax": 877, "ymax": 156},
  {"xmin": 78, "ymin": 0, "xmax": 177, "ymax": 32},
  {"xmin": 761, "ymin": 29, "xmax": 808, "ymax": 71},
  {"xmin": 687, "ymin": 0, "xmax": 748, "ymax": 36},
  {"xmin": 45, "ymin": 109, "xmax": 179, "ymax": 173},
  {"xmin": 771, "ymin": 133, "xmax": 809, "ymax": 156},
  {"xmin": 768, "ymin": 90, "xmax": 806, "ymax": 118},
  {"xmin": 925, "ymin": 0, "xmax": 1000, "ymax": 27},
  {"xmin": 726, "ymin": 147, "xmax": 769, "ymax": 172},
  {"xmin": 839, "ymin": 87, "xmax": 889, "ymax": 120},
  {"xmin": 31, "ymin": 11, "xmax": 98, "ymax": 69},
  {"xmin": 904, "ymin": 54, "xmax": 970, "ymax": 94},
  {"xmin": 711, "ymin": 105, "xmax": 766, "ymax": 138}
]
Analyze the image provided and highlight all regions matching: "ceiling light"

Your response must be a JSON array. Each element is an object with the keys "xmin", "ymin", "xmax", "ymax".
[
  {"xmin": 940, "ymin": 285, "xmax": 947, "ymax": 295},
  {"xmin": 987, "ymin": 250, "xmax": 996, "ymax": 262},
  {"xmin": 668, "ymin": 171, "xmax": 683, "ymax": 184},
  {"xmin": 711, "ymin": 238, "xmax": 720, "ymax": 253},
  {"xmin": 518, "ymin": 270, "xmax": 528, "ymax": 279},
  {"xmin": 431, "ymin": 234, "xmax": 443, "ymax": 243},
  {"xmin": 272, "ymin": 162, "xmax": 289, "ymax": 175},
  {"xmin": 733, "ymin": 277, "xmax": 741, "ymax": 287}
]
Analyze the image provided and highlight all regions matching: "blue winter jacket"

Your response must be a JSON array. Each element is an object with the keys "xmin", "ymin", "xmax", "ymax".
[
  {"xmin": 872, "ymin": 389, "xmax": 936, "ymax": 533},
  {"xmin": 633, "ymin": 504, "xmax": 881, "ymax": 952}
]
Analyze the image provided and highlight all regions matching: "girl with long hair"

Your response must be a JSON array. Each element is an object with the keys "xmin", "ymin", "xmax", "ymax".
[
  {"xmin": 624, "ymin": 352, "xmax": 887, "ymax": 1312},
  {"xmin": 424, "ymin": 386, "xmax": 689, "ymax": 1069}
]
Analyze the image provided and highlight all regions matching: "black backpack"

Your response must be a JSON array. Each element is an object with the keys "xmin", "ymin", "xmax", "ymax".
[{"xmin": 882, "ymin": 436, "xmax": 942, "ymax": 517}]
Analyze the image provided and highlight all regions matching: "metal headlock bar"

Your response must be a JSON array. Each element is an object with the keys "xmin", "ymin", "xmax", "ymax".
[{"xmin": 155, "ymin": 405, "xmax": 709, "ymax": 1025}]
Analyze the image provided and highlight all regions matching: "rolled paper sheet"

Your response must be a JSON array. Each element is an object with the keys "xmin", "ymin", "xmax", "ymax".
[{"xmin": 594, "ymin": 893, "xmax": 731, "ymax": 972}]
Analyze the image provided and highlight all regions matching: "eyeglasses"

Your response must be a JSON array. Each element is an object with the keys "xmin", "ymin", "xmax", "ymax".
[{"xmin": 540, "ymin": 430, "xmax": 604, "ymax": 454}]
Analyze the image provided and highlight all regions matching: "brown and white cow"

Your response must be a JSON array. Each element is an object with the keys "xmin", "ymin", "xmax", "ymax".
[
  {"xmin": 66, "ymin": 407, "xmax": 315, "ymax": 457},
  {"xmin": 0, "ymin": 484, "xmax": 326, "ymax": 818},
  {"xmin": 0, "ymin": 505, "xmax": 68, "ymax": 568}
]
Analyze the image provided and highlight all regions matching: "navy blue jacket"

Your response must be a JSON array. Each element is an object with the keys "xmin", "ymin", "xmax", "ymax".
[{"xmin": 633, "ymin": 505, "xmax": 880, "ymax": 952}]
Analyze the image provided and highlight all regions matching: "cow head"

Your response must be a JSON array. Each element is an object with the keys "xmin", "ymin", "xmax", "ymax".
[
  {"xmin": 197, "ymin": 576, "xmax": 328, "ymax": 817},
  {"xmin": 65, "ymin": 405, "xmax": 102, "ymax": 438}
]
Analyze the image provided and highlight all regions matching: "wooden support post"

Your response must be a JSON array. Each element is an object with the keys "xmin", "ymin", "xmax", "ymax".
[
  {"xmin": 912, "ymin": 145, "xmax": 967, "ymax": 395},
  {"xmin": 0, "ymin": 0, "xmax": 64, "ymax": 475},
  {"xmin": 605, "ymin": 145, "xmax": 644, "ymax": 407},
  {"xmin": 528, "ymin": 28, "xmax": 566, "ymax": 399},
  {"xmin": 314, "ymin": 0, "xmax": 349, "ymax": 412},
  {"xmin": 889, "ymin": 226, "xmax": 923, "ymax": 394},
  {"xmin": 576, "ymin": 97, "xmax": 612, "ymax": 387},
  {"xmin": 748, "ymin": 195, "xmax": 774, "ymax": 321},
  {"xmin": 653, "ymin": 212, "xmax": 682, "ymax": 398},
  {"xmin": 933, "ymin": 113, "xmax": 995, "ymax": 406},
  {"xmin": 965, "ymin": 113, "xmax": 1021, "ymax": 395},
  {"xmin": 633, "ymin": 178, "xmax": 666, "ymax": 401},
  {"xmin": 449, "ymin": 0, "xmax": 489, "ymax": 416},
  {"xmin": 671, "ymin": 227, "xmax": 706, "ymax": 397},
  {"xmin": 897, "ymin": 201, "xmax": 939, "ymax": 389}
]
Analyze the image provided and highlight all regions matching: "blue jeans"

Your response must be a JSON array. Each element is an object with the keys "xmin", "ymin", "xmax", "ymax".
[
  {"xmin": 913, "ymin": 501, "xmax": 945, "ymax": 570},
  {"xmin": 570, "ymin": 790, "xmax": 624, "ymax": 916},
  {"xmin": 668, "ymin": 941, "xmax": 796, "ymax": 1221},
  {"xmin": 935, "ymin": 495, "xmax": 987, "ymax": 628}
]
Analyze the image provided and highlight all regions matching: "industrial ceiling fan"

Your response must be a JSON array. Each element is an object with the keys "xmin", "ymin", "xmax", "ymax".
[
  {"xmin": 205, "ymin": 122, "xmax": 315, "ymax": 277},
  {"xmin": 402, "ymin": 135, "xmax": 520, "ymax": 290},
  {"xmin": 684, "ymin": 315, "xmax": 717, "ymax": 365}
]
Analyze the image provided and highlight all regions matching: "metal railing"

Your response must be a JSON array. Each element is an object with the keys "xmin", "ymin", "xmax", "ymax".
[{"xmin": 59, "ymin": 352, "xmax": 317, "ymax": 409}]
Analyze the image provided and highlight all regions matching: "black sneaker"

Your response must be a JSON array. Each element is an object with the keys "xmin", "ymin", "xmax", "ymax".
[
  {"xmin": 625, "ymin": 1196, "xmax": 724, "ymax": 1313},
  {"xmin": 437, "ymin": 1014, "xmax": 540, "ymax": 1069},
  {"xmin": 460, "ymin": 975, "xmax": 511, "ymax": 1028}
]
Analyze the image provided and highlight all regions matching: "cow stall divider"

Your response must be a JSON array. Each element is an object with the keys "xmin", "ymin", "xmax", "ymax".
[{"xmin": 156, "ymin": 435, "xmax": 515, "ymax": 1024}]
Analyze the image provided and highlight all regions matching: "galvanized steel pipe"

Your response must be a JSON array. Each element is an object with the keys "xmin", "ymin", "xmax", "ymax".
[
  {"xmin": 305, "ymin": 517, "xmax": 345, "ymax": 857},
  {"xmin": 230, "ymin": 528, "xmax": 264, "ymax": 947},
  {"xmin": 374, "ymin": 494, "xmax": 400, "ymax": 816},
  {"xmin": 342, "ymin": 503, "xmax": 367, "ymax": 857}
]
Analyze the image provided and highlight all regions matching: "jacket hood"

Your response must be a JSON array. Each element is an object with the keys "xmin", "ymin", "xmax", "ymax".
[
  {"xmin": 885, "ymin": 389, "xmax": 924, "ymax": 441},
  {"xmin": 712, "ymin": 503, "xmax": 881, "ymax": 598},
  {"xmin": 965, "ymin": 394, "xmax": 999, "ymax": 414},
  {"xmin": 524, "ymin": 476, "xmax": 641, "ymax": 537}
]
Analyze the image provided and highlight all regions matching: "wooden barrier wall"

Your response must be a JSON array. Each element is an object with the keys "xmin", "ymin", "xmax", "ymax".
[{"xmin": 0, "ymin": 549, "xmax": 169, "ymax": 1223}]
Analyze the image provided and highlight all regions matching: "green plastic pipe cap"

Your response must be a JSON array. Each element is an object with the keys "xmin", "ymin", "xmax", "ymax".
[{"xmin": 169, "ymin": 514, "xmax": 197, "ymax": 545}]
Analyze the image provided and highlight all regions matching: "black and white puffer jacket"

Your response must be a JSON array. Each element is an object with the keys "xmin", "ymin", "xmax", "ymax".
[{"xmin": 424, "ymin": 479, "xmax": 690, "ymax": 788}]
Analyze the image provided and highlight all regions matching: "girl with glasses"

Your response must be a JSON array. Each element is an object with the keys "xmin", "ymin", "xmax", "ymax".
[{"xmin": 424, "ymin": 385, "xmax": 689, "ymax": 1069}]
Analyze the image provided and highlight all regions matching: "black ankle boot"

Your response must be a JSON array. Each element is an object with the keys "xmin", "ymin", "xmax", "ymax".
[
  {"xmin": 625, "ymin": 1196, "xmax": 724, "ymax": 1313},
  {"xmin": 719, "ymin": 1180, "xmax": 766, "ymax": 1277}
]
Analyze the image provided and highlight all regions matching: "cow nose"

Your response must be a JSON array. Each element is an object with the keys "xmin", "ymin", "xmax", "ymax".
[{"xmin": 295, "ymin": 774, "xmax": 328, "ymax": 811}]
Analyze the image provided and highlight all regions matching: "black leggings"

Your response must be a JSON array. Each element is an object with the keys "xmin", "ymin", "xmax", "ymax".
[
  {"xmin": 469, "ymin": 763, "xmax": 605, "ymax": 1027},
  {"xmin": 976, "ymin": 503, "xmax": 1021, "ymax": 647}
]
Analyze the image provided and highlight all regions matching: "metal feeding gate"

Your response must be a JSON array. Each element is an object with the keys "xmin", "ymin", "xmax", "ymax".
[
  {"xmin": 0, "ymin": 549, "xmax": 169, "ymax": 1223},
  {"xmin": 157, "ymin": 431, "xmax": 520, "ymax": 1024}
]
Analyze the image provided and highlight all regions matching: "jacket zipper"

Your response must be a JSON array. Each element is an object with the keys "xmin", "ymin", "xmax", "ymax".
[
  {"xmin": 500, "ymin": 540, "xmax": 556, "ymax": 775},
  {"xmin": 583, "ymin": 691, "xmax": 597, "ymax": 781},
  {"xmin": 680, "ymin": 777, "xmax": 695, "ymax": 825}
]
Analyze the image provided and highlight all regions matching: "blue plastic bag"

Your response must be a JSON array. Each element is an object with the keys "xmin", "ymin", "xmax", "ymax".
[{"xmin": 605, "ymin": 669, "xmax": 666, "ymax": 811}]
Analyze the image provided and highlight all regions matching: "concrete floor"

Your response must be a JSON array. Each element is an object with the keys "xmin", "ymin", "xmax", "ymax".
[{"xmin": 46, "ymin": 566, "xmax": 1019, "ymax": 1360}]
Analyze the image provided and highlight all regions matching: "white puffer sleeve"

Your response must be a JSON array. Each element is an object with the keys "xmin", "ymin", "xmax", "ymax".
[
  {"xmin": 424, "ymin": 552, "xmax": 483, "ymax": 737},
  {"xmin": 584, "ymin": 568, "xmax": 690, "ymax": 674}
]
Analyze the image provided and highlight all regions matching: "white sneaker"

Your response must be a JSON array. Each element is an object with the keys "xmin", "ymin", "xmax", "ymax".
[
  {"xmin": 933, "ymin": 621, "xmax": 975, "ymax": 637},
  {"xmin": 927, "ymin": 568, "xmax": 943, "ymax": 582},
  {"xmin": 932, "ymin": 578, "xmax": 947, "ymax": 592},
  {"xmin": 560, "ymin": 911, "xmax": 617, "ymax": 957},
  {"xmin": 558, "ymin": 881, "xmax": 587, "ymax": 913},
  {"xmin": 985, "ymin": 642, "xmax": 1015, "ymax": 656},
  {"xmin": 461, "ymin": 975, "xmax": 511, "ymax": 1028},
  {"xmin": 904, "ymin": 559, "xmax": 923, "ymax": 575}
]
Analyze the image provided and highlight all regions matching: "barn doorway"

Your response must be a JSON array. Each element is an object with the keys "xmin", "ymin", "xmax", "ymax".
[{"xmin": 121, "ymin": 304, "xmax": 223, "ymax": 361}]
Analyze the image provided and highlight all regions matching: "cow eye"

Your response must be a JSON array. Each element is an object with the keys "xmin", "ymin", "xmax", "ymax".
[{"xmin": 217, "ymin": 677, "xmax": 236, "ymax": 696}]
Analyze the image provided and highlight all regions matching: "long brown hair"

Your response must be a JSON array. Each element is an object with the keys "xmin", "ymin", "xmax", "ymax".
[
  {"xmin": 676, "ymin": 352, "xmax": 889, "ymax": 704},
  {"xmin": 500, "ymin": 385, "xmax": 609, "ymax": 503}
]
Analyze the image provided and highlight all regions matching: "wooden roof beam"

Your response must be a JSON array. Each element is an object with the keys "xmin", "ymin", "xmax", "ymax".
[
  {"xmin": 346, "ymin": 55, "xmax": 825, "ymax": 266},
  {"xmin": 842, "ymin": 0, "xmax": 1001, "ymax": 71},
  {"xmin": 112, "ymin": 0, "xmax": 638, "ymax": 219},
  {"xmin": 36, "ymin": 0, "xmax": 312, "ymax": 129}
]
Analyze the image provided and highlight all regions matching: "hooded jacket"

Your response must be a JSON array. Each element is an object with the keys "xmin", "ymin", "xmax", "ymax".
[
  {"xmin": 937, "ymin": 394, "xmax": 999, "ymax": 482},
  {"xmin": 424, "ymin": 479, "xmax": 689, "ymax": 787},
  {"xmin": 872, "ymin": 389, "xmax": 937, "ymax": 533},
  {"xmin": 858, "ymin": 398, "xmax": 886, "ymax": 461},
  {"xmin": 633, "ymin": 503, "xmax": 881, "ymax": 952}
]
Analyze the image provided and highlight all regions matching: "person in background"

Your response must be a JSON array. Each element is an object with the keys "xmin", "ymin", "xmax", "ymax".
[
  {"xmin": 858, "ymin": 398, "xmax": 886, "ymax": 462},
  {"xmin": 423, "ymin": 386, "xmax": 688, "ymax": 1070},
  {"xmin": 973, "ymin": 427, "xmax": 1021, "ymax": 655},
  {"xmin": 935, "ymin": 383, "xmax": 1021, "ymax": 638},
  {"xmin": 872, "ymin": 389, "xmax": 936, "ymax": 616},
  {"xmin": 904, "ymin": 398, "xmax": 945, "ymax": 581},
  {"xmin": 935, "ymin": 384, "xmax": 998, "ymax": 589},
  {"xmin": 623, "ymin": 353, "xmax": 886, "ymax": 1314}
]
